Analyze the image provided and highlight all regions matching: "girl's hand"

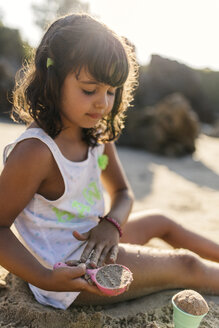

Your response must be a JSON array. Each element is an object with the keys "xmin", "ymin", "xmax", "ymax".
[
  {"xmin": 45, "ymin": 263, "xmax": 102, "ymax": 295},
  {"xmin": 73, "ymin": 220, "xmax": 120, "ymax": 267}
]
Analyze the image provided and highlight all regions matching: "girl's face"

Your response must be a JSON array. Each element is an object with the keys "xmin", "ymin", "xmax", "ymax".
[{"xmin": 60, "ymin": 68, "xmax": 117, "ymax": 131}]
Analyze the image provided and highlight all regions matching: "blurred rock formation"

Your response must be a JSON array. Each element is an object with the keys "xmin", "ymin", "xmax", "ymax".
[
  {"xmin": 134, "ymin": 55, "xmax": 215, "ymax": 123},
  {"xmin": 118, "ymin": 93, "xmax": 200, "ymax": 157},
  {"xmin": 0, "ymin": 24, "xmax": 27, "ymax": 118}
]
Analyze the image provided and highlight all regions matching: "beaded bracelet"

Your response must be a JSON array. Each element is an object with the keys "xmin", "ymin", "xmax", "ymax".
[{"xmin": 98, "ymin": 215, "xmax": 123, "ymax": 237}]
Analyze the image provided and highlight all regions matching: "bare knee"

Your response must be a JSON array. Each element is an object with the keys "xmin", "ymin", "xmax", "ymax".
[
  {"xmin": 141, "ymin": 212, "xmax": 176, "ymax": 241},
  {"xmin": 149, "ymin": 213, "xmax": 174, "ymax": 237},
  {"xmin": 123, "ymin": 211, "xmax": 179, "ymax": 245},
  {"xmin": 176, "ymin": 249, "xmax": 201, "ymax": 275},
  {"xmin": 148, "ymin": 212, "xmax": 174, "ymax": 227}
]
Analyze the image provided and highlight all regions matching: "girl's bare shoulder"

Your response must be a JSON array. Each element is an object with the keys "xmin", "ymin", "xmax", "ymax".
[
  {"xmin": 5, "ymin": 137, "xmax": 54, "ymax": 179},
  {"xmin": 0, "ymin": 138, "xmax": 54, "ymax": 226},
  {"xmin": 8, "ymin": 138, "xmax": 51, "ymax": 161}
]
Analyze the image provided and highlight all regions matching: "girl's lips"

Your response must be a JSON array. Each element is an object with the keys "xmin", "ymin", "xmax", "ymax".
[{"xmin": 87, "ymin": 113, "xmax": 102, "ymax": 119}]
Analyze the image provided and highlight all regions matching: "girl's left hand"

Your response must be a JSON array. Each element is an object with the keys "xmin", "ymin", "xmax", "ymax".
[{"xmin": 73, "ymin": 220, "xmax": 120, "ymax": 267}]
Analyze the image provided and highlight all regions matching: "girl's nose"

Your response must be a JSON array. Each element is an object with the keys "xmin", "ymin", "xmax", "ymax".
[{"xmin": 95, "ymin": 93, "xmax": 108, "ymax": 109}]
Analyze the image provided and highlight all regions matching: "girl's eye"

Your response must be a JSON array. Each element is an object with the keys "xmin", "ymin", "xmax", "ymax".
[
  {"xmin": 82, "ymin": 89, "xmax": 96, "ymax": 95},
  {"xmin": 82, "ymin": 89, "xmax": 116, "ymax": 96},
  {"xmin": 107, "ymin": 90, "xmax": 115, "ymax": 96}
]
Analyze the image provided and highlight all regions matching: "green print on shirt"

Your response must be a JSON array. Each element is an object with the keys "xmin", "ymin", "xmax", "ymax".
[
  {"xmin": 71, "ymin": 201, "xmax": 90, "ymax": 218},
  {"xmin": 98, "ymin": 154, "xmax": 108, "ymax": 170},
  {"xmin": 83, "ymin": 181, "xmax": 101, "ymax": 205},
  {"xmin": 52, "ymin": 208, "xmax": 75, "ymax": 223},
  {"xmin": 52, "ymin": 181, "xmax": 101, "ymax": 222}
]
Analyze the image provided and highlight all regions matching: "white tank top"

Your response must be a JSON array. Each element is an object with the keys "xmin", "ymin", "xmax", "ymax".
[{"xmin": 3, "ymin": 127, "xmax": 105, "ymax": 309}]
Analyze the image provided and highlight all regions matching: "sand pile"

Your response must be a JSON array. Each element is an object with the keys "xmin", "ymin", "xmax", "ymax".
[
  {"xmin": 1, "ymin": 271, "xmax": 219, "ymax": 327},
  {"xmin": 173, "ymin": 290, "xmax": 209, "ymax": 315}
]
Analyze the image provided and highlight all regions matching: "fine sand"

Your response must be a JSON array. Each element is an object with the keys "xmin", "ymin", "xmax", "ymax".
[
  {"xmin": 0, "ymin": 120, "xmax": 219, "ymax": 327},
  {"xmin": 95, "ymin": 264, "xmax": 133, "ymax": 289}
]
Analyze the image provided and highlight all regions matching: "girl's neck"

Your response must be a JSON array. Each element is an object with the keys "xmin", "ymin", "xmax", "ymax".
[
  {"xmin": 58, "ymin": 125, "xmax": 83, "ymax": 144},
  {"xmin": 29, "ymin": 121, "xmax": 83, "ymax": 144},
  {"xmin": 29, "ymin": 121, "xmax": 88, "ymax": 162},
  {"xmin": 55, "ymin": 128, "xmax": 89, "ymax": 162}
]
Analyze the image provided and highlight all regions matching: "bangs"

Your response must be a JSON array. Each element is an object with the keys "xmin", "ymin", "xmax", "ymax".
[{"xmin": 73, "ymin": 31, "xmax": 129, "ymax": 87}]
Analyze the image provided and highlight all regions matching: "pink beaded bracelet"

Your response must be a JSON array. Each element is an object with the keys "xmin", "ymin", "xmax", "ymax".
[{"xmin": 98, "ymin": 215, "xmax": 123, "ymax": 237}]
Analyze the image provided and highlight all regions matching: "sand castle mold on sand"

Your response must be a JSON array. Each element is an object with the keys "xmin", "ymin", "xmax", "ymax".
[
  {"xmin": 173, "ymin": 290, "xmax": 209, "ymax": 316},
  {"xmin": 172, "ymin": 290, "xmax": 209, "ymax": 328}
]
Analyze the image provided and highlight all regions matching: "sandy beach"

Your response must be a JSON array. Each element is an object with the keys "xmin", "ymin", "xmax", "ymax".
[{"xmin": 0, "ymin": 121, "xmax": 219, "ymax": 327}]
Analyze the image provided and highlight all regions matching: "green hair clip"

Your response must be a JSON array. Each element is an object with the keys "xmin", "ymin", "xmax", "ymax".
[{"xmin": 46, "ymin": 57, "xmax": 54, "ymax": 68}]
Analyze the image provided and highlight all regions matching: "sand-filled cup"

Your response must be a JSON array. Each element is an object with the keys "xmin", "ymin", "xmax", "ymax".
[
  {"xmin": 86, "ymin": 264, "xmax": 133, "ymax": 296},
  {"xmin": 172, "ymin": 299, "xmax": 207, "ymax": 328},
  {"xmin": 172, "ymin": 290, "xmax": 209, "ymax": 328},
  {"xmin": 53, "ymin": 262, "xmax": 133, "ymax": 296}
]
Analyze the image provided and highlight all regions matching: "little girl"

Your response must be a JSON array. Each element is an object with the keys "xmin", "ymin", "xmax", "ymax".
[{"xmin": 0, "ymin": 13, "xmax": 219, "ymax": 310}]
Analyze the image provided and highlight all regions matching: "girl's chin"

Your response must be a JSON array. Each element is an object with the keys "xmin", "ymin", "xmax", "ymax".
[
  {"xmin": 82, "ymin": 123, "xmax": 99, "ymax": 129},
  {"xmin": 81, "ymin": 120, "xmax": 101, "ymax": 129},
  {"xmin": 61, "ymin": 119, "xmax": 99, "ymax": 130}
]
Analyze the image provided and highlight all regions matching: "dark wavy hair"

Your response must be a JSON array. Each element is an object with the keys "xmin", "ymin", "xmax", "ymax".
[{"xmin": 12, "ymin": 13, "xmax": 138, "ymax": 146}]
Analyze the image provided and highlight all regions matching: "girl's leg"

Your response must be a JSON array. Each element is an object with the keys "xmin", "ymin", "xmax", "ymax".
[
  {"xmin": 75, "ymin": 243, "xmax": 219, "ymax": 305},
  {"xmin": 120, "ymin": 210, "xmax": 219, "ymax": 263}
]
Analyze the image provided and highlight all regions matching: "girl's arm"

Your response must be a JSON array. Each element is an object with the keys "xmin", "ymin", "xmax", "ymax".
[
  {"xmin": 0, "ymin": 139, "xmax": 49, "ymax": 288},
  {"xmin": 101, "ymin": 142, "xmax": 134, "ymax": 227},
  {"xmin": 74, "ymin": 142, "xmax": 134, "ymax": 267},
  {"xmin": 0, "ymin": 139, "xmax": 100, "ymax": 294}
]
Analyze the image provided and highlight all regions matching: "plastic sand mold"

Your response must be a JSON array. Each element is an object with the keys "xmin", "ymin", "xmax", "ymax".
[
  {"xmin": 172, "ymin": 298, "xmax": 208, "ymax": 328},
  {"xmin": 54, "ymin": 262, "xmax": 133, "ymax": 296}
]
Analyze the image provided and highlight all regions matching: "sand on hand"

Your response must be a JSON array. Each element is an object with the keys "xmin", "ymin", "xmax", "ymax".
[{"xmin": 173, "ymin": 290, "xmax": 209, "ymax": 316}]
